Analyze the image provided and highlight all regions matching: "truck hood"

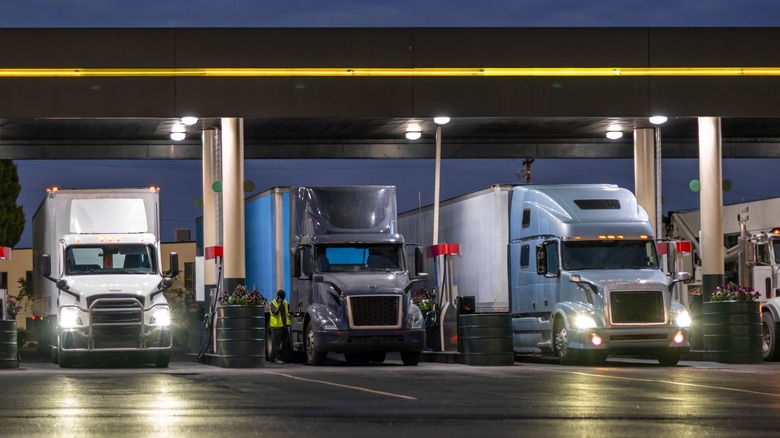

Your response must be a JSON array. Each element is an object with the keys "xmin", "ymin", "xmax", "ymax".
[
  {"xmin": 63, "ymin": 274, "xmax": 164, "ymax": 298},
  {"xmin": 567, "ymin": 269, "xmax": 669, "ymax": 288},
  {"xmin": 318, "ymin": 272, "xmax": 407, "ymax": 295}
]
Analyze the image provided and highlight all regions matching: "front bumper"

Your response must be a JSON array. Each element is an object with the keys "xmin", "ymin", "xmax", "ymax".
[
  {"xmin": 313, "ymin": 328, "xmax": 425, "ymax": 353},
  {"xmin": 568, "ymin": 326, "xmax": 691, "ymax": 355},
  {"xmin": 59, "ymin": 325, "xmax": 172, "ymax": 352}
]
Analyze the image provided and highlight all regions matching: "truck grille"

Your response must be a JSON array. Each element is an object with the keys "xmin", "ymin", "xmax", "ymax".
[
  {"xmin": 347, "ymin": 295, "xmax": 402, "ymax": 329},
  {"xmin": 89, "ymin": 296, "xmax": 144, "ymax": 349},
  {"xmin": 609, "ymin": 290, "xmax": 666, "ymax": 324}
]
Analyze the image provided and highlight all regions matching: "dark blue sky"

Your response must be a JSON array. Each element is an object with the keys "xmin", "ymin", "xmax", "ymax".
[{"xmin": 6, "ymin": 1, "xmax": 780, "ymax": 247}]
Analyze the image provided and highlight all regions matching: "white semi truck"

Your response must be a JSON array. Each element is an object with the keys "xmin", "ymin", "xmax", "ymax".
[
  {"xmin": 33, "ymin": 187, "xmax": 178, "ymax": 367},
  {"xmin": 399, "ymin": 184, "xmax": 692, "ymax": 366},
  {"xmin": 667, "ymin": 197, "xmax": 780, "ymax": 360}
]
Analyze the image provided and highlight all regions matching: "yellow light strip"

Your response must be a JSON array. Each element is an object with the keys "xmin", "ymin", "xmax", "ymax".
[{"xmin": 1, "ymin": 67, "xmax": 780, "ymax": 78}]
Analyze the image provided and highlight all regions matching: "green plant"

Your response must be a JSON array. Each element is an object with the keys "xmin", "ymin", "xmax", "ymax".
[
  {"xmin": 5, "ymin": 297, "xmax": 22, "ymax": 320},
  {"xmin": 219, "ymin": 284, "xmax": 267, "ymax": 306},
  {"xmin": 412, "ymin": 288, "xmax": 433, "ymax": 311},
  {"xmin": 711, "ymin": 282, "xmax": 760, "ymax": 302}
]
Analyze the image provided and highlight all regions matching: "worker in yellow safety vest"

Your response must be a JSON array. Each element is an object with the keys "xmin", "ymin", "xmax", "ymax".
[{"xmin": 268, "ymin": 289, "xmax": 291, "ymax": 364}]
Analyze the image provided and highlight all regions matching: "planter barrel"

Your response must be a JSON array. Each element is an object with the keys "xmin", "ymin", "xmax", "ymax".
[
  {"xmin": 703, "ymin": 301, "xmax": 763, "ymax": 364},
  {"xmin": 0, "ymin": 320, "xmax": 19, "ymax": 369},
  {"xmin": 458, "ymin": 313, "xmax": 514, "ymax": 366},
  {"xmin": 214, "ymin": 306, "xmax": 265, "ymax": 368}
]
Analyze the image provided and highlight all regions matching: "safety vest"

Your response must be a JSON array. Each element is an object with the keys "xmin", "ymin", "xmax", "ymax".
[{"xmin": 269, "ymin": 300, "xmax": 289, "ymax": 328}]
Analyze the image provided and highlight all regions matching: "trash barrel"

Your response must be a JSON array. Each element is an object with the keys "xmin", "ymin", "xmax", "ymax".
[
  {"xmin": 458, "ymin": 313, "xmax": 514, "ymax": 366},
  {"xmin": 703, "ymin": 301, "xmax": 763, "ymax": 364},
  {"xmin": 214, "ymin": 306, "xmax": 265, "ymax": 368},
  {"xmin": 0, "ymin": 320, "xmax": 18, "ymax": 369}
]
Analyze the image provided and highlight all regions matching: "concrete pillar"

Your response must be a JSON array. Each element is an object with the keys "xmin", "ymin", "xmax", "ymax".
[
  {"xmin": 201, "ymin": 129, "xmax": 218, "ymax": 299},
  {"xmin": 221, "ymin": 118, "xmax": 246, "ymax": 293},
  {"xmin": 698, "ymin": 117, "xmax": 724, "ymax": 301},
  {"xmin": 633, "ymin": 128, "xmax": 657, "ymax": 234}
]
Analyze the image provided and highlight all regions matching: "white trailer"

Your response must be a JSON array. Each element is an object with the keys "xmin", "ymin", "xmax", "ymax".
[
  {"xmin": 400, "ymin": 184, "xmax": 692, "ymax": 366},
  {"xmin": 33, "ymin": 187, "xmax": 178, "ymax": 367}
]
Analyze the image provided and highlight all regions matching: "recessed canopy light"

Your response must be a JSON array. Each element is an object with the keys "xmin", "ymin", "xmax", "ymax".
[
  {"xmin": 606, "ymin": 130, "xmax": 623, "ymax": 140},
  {"xmin": 181, "ymin": 116, "xmax": 198, "ymax": 125},
  {"xmin": 649, "ymin": 116, "xmax": 668, "ymax": 125},
  {"xmin": 170, "ymin": 132, "xmax": 186, "ymax": 141},
  {"xmin": 405, "ymin": 131, "xmax": 422, "ymax": 140},
  {"xmin": 171, "ymin": 123, "xmax": 186, "ymax": 133},
  {"xmin": 433, "ymin": 116, "xmax": 450, "ymax": 125}
]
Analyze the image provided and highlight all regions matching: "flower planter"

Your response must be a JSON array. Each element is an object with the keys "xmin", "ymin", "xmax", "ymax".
[
  {"xmin": 0, "ymin": 320, "xmax": 18, "ymax": 369},
  {"xmin": 213, "ymin": 305, "xmax": 265, "ymax": 368},
  {"xmin": 703, "ymin": 301, "xmax": 763, "ymax": 364},
  {"xmin": 458, "ymin": 313, "xmax": 514, "ymax": 366}
]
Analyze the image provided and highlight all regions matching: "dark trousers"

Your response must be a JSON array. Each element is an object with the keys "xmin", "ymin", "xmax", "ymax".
[{"xmin": 270, "ymin": 326, "xmax": 290, "ymax": 362}]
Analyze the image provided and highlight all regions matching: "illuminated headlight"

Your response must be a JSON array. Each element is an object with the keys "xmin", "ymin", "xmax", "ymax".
[
  {"xmin": 675, "ymin": 309, "xmax": 692, "ymax": 328},
  {"xmin": 574, "ymin": 314, "xmax": 597, "ymax": 329},
  {"xmin": 59, "ymin": 307, "xmax": 82, "ymax": 328},
  {"xmin": 150, "ymin": 308, "xmax": 171, "ymax": 326}
]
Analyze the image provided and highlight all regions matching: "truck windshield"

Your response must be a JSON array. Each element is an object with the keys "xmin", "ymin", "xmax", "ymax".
[
  {"xmin": 315, "ymin": 244, "xmax": 402, "ymax": 273},
  {"xmin": 561, "ymin": 240, "xmax": 658, "ymax": 270},
  {"xmin": 65, "ymin": 244, "xmax": 157, "ymax": 275}
]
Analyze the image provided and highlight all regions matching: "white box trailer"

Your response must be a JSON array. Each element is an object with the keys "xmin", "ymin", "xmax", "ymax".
[
  {"xmin": 33, "ymin": 187, "xmax": 178, "ymax": 367},
  {"xmin": 399, "ymin": 184, "xmax": 692, "ymax": 366}
]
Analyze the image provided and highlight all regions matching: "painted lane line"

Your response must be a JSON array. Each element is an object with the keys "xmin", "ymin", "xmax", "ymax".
[
  {"xmin": 528, "ymin": 367, "xmax": 780, "ymax": 398},
  {"xmin": 266, "ymin": 372, "xmax": 417, "ymax": 400}
]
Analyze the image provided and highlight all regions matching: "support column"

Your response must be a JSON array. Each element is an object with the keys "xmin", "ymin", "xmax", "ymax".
[
  {"xmin": 698, "ymin": 117, "xmax": 724, "ymax": 301},
  {"xmin": 633, "ymin": 128, "xmax": 657, "ymax": 234},
  {"xmin": 201, "ymin": 129, "xmax": 218, "ymax": 299},
  {"xmin": 221, "ymin": 118, "xmax": 246, "ymax": 293}
]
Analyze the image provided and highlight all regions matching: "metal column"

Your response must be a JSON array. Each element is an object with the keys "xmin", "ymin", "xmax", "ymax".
[
  {"xmin": 698, "ymin": 116, "xmax": 725, "ymax": 301},
  {"xmin": 634, "ymin": 128, "xmax": 657, "ymax": 234},
  {"xmin": 221, "ymin": 118, "xmax": 246, "ymax": 293}
]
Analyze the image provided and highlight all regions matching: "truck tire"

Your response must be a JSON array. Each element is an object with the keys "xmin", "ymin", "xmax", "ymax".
[
  {"xmin": 762, "ymin": 311, "xmax": 780, "ymax": 361},
  {"xmin": 657, "ymin": 350, "xmax": 681, "ymax": 366},
  {"xmin": 400, "ymin": 351, "xmax": 420, "ymax": 366},
  {"xmin": 305, "ymin": 324, "xmax": 327, "ymax": 366},
  {"xmin": 554, "ymin": 319, "xmax": 579, "ymax": 365}
]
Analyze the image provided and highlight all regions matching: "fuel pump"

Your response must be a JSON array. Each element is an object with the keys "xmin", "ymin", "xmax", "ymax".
[{"xmin": 428, "ymin": 243, "xmax": 460, "ymax": 352}]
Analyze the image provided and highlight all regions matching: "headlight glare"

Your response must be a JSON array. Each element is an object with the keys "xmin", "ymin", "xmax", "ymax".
[
  {"xmin": 59, "ymin": 307, "xmax": 81, "ymax": 328},
  {"xmin": 574, "ymin": 314, "xmax": 597, "ymax": 329},
  {"xmin": 150, "ymin": 308, "xmax": 171, "ymax": 326},
  {"xmin": 675, "ymin": 309, "xmax": 692, "ymax": 328}
]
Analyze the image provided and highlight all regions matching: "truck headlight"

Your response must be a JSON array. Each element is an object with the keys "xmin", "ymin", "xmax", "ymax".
[
  {"xmin": 150, "ymin": 308, "xmax": 171, "ymax": 326},
  {"xmin": 409, "ymin": 308, "xmax": 424, "ymax": 329},
  {"xmin": 675, "ymin": 309, "xmax": 692, "ymax": 328},
  {"xmin": 59, "ymin": 307, "xmax": 82, "ymax": 328},
  {"xmin": 574, "ymin": 314, "xmax": 597, "ymax": 329}
]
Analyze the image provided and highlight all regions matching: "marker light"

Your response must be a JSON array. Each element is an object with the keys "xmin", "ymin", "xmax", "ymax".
[{"xmin": 772, "ymin": 228, "xmax": 780, "ymax": 235}]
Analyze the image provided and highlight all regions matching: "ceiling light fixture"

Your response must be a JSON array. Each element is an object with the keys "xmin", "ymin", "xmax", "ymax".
[
  {"xmin": 434, "ymin": 116, "xmax": 451, "ymax": 125},
  {"xmin": 170, "ymin": 132, "xmax": 186, "ymax": 141},
  {"xmin": 649, "ymin": 116, "xmax": 668, "ymax": 125},
  {"xmin": 606, "ymin": 130, "xmax": 623, "ymax": 140},
  {"xmin": 405, "ymin": 131, "xmax": 422, "ymax": 140},
  {"xmin": 180, "ymin": 116, "xmax": 198, "ymax": 125}
]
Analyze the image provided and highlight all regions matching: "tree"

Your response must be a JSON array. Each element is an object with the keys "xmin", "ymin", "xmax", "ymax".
[{"xmin": 0, "ymin": 159, "xmax": 24, "ymax": 248}]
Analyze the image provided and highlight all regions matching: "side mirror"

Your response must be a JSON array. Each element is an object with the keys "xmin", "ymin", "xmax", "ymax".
[
  {"xmin": 413, "ymin": 246, "xmax": 427, "ymax": 279},
  {"xmin": 168, "ymin": 252, "xmax": 179, "ymax": 277},
  {"xmin": 41, "ymin": 253, "xmax": 52, "ymax": 278}
]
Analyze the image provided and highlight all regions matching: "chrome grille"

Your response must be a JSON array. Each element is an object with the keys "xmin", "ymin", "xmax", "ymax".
[
  {"xmin": 609, "ymin": 290, "xmax": 665, "ymax": 324},
  {"xmin": 347, "ymin": 295, "xmax": 402, "ymax": 329}
]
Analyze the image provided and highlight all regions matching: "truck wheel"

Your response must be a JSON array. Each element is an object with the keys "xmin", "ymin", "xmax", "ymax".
[
  {"xmin": 400, "ymin": 351, "xmax": 420, "ymax": 366},
  {"xmin": 657, "ymin": 350, "xmax": 681, "ymax": 366},
  {"xmin": 305, "ymin": 324, "xmax": 326, "ymax": 366},
  {"xmin": 554, "ymin": 319, "xmax": 577, "ymax": 365},
  {"xmin": 370, "ymin": 352, "xmax": 386, "ymax": 363},
  {"xmin": 762, "ymin": 311, "xmax": 780, "ymax": 361}
]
